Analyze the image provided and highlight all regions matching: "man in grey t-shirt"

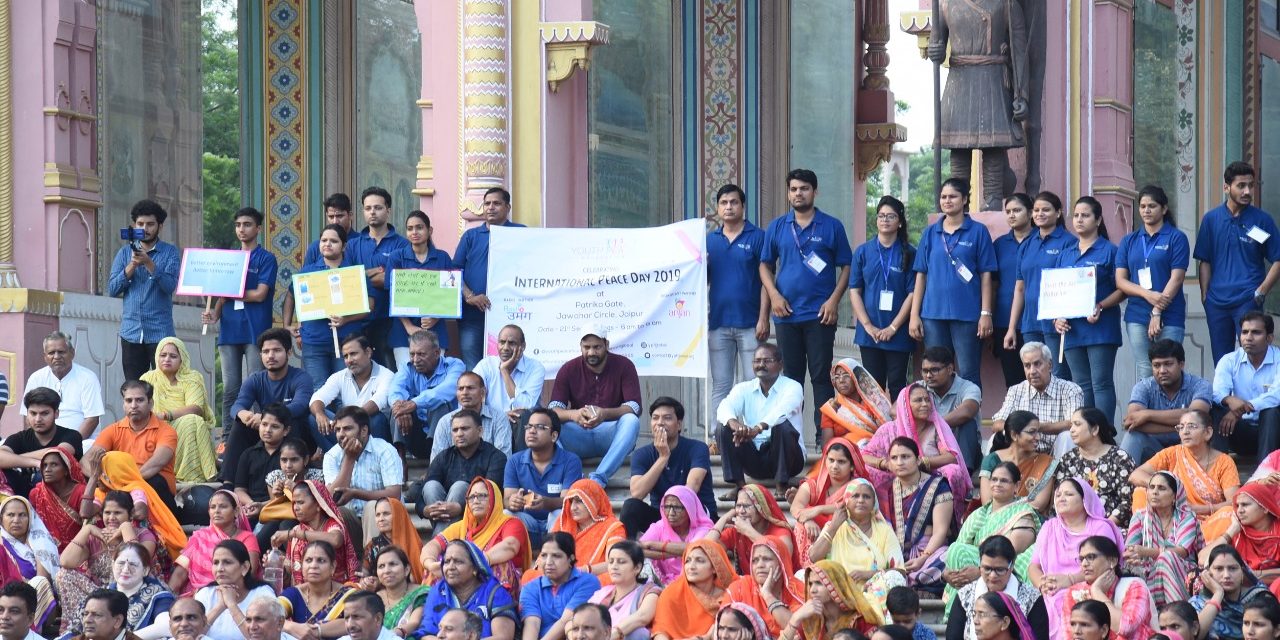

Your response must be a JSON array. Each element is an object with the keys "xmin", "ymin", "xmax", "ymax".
[{"xmin": 921, "ymin": 346, "xmax": 982, "ymax": 472}]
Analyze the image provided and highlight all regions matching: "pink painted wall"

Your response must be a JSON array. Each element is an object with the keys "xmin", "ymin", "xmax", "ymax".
[
  {"xmin": 415, "ymin": 0, "xmax": 464, "ymax": 253},
  {"xmin": 1038, "ymin": 1, "xmax": 1071, "ymax": 200},
  {"xmin": 543, "ymin": 0, "xmax": 594, "ymax": 228}
]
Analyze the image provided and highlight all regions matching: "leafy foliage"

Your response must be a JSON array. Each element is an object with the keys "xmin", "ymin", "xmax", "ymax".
[{"xmin": 202, "ymin": 0, "xmax": 240, "ymax": 250}]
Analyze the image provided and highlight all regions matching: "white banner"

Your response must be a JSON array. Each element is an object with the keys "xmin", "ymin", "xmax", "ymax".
[
  {"xmin": 486, "ymin": 219, "xmax": 708, "ymax": 378},
  {"xmin": 1037, "ymin": 266, "xmax": 1098, "ymax": 320}
]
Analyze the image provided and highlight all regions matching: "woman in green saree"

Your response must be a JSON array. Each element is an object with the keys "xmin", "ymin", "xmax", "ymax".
[
  {"xmin": 372, "ymin": 546, "xmax": 430, "ymax": 637},
  {"xmin": 941, "ymin": 461, "xmax": 1039, "ymax": 614}
]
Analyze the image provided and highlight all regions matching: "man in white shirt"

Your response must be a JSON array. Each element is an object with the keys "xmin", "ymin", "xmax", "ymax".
[
  {"xmin": 430, "ymin": 372, "xmax": 510, "ymax": 459},
  {"xmin": 338, "ymin": 591, "xmax": 399, "ymax": 640},
  {"xmin": 1212, "ymin": 311, "xmax": 1280, "ymax": 457},
  {"xmin": 716, "ymin": 342, "xmax": 805, "ymax": 500},
  {"xmin": 0, "ymin": 582, "xmax": 46, "ymax": 640},
  {"xmin": 21, "ymin": 331, "xmax": 105, "ymax": 438},
  {"xmin": 472, "ymin": 324, "xmax": 545, "ymax": 452},
  {"xmin": 242, "ymin": 597, "xmax": 288, "ymax": 640},
  {"xmin": 310, "ymin": 334, "xmax": 395, "ymax": 450}
]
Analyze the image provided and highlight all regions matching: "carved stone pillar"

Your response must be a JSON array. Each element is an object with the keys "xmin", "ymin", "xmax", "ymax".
[
  {"xmin": 461, "ymin": 0, "xmax": 510, "ymax": 223},
  {"xmin": 862, "ymin": 0, "xmax": 890, "ymax": 90}
]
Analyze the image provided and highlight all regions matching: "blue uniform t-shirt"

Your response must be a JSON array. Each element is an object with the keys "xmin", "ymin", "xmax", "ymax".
[
  {"xmin": 760, "ymin": 209, "xmax": 853, "ymax": 324},
  {"xmin": 454, "ymin": 220, "xmax": 527, "ymax": 320},
  {"xmin": 850, "ymin": 239, "xmax": 915, "ymax": 353},
  {"xmin": 388, "ymin": 245, "xmax": 454, "ymax": 350},
  {"xmin": 293, "ymin": 257, "xmax": 369, "ymax": 347},
  {"xmin": 912, "ymin": 215, "xmax": 998, "ymax": 321},
  {"xmin": 1016, "ymin": 225, "xmax": 1074, "ymax": 334},
  {"xmin": 1055, "ymin": 238, "xmax": 1123, "ymax": 348},
  {"xmin": 992, "ymin": 231, "xmax": 1028, "ymax": 329},
  {"xmin": 347, "ymin": 226, "xmax": 412, "ymax": 321},
  {"xmin": 1116, "ymin": 223, "xmax": 1191, "ymax": 327},
  {"xmin": 1193, "ymin": 203, "xmax": 1280, "ymax": 307},
  {"xmin": 503, "ymin": 444, "xmax": 584, "ymax": 521},
  {"xmin": 218, "ymin": 245, "xmax": 278, "ymax": 346},
  {"xmin": 707, "ymin": 222, "xmax": 766, "ymax": 330}
]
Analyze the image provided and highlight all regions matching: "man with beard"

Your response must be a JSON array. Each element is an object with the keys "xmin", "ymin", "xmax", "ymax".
[
  {"xmin": 429, "ymin": 372, "xmax": 509, "ymax": 459},
  {"xmin": 473, "ymin": 324, "xmax": 545, "ymax": 453},
  {"xmin": 716, "ymin": 342, "xmax": 805, "ymax": 500},
  {"xmin": 549, "ymin": 326, "xmax": 641, "ymax": 488},
  {"xmin": 1121, "ymin": 339, "xmax": 1213, "ymax": 464},
  {"xmin": 1195, "ymin": 161, "xmax": 1280, "ymax": 365},
  {"xmin": 222, "ymin": 327, "xmax": 315, "ymax": 485},
  {"xmin": 108, "ymin": 199, "xmax": 181, "ymax": 381}
]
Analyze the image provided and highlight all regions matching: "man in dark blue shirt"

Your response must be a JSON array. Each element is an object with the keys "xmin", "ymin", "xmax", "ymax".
[
  {"xmin": 303, "ymin": 193, "xmax": 354, "ymax": 264},
  {"xmin": 107, "ymin": 199, "xmax": 181, "ymax": 381},
  {"xmin": 760, "ymin": 169, "xmax": 852, "ymax": 441},
  {"xmin": 620, "ymin": 397, "xmax": 716, "ymax": 538},
  {"xmin": 1194, "ymin": 161, "xmax": 1280, "ymax": 365},
  {"xmin": 348, "ymin": 186, "xmax": 411, "ymax": 370},
  {"xmin": 503, "ymin": 409, "xmax": 583, "ymax": 548},
  {"xmin": 453, "ymin": 188, "xmax": 526, "ymax": 368},
  {"xmin": 221, "ymin": 327, "xmax": 314, "ymax": 486},
  {"xmin": 203, "ymin": 207, "xmax": 278, "ymax": 435}
]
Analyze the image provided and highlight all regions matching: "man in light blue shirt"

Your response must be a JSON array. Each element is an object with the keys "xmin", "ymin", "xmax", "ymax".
[
  {"xmin": 107, "ymin": 199, "xmax": 181, "ymax": 381},
  {"xmin": 389, "ymin": 330, "xmax": 464, "ymax": 459},
  {"xmin": 1212, "ymin": 311, "xmax": 1280, "ymax": 458},
  {"xmin": 472, "ymin": 324, "xmax": 545, "ymax": 453},
  {"xmin": 716, "ymin": 342, "xmax": 805, "ymax": 499}
]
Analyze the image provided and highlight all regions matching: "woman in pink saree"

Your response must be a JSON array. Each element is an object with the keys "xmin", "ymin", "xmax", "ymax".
[{"xmin": 862, "ymin": 383, "xmax": 972, "ymax": 505}]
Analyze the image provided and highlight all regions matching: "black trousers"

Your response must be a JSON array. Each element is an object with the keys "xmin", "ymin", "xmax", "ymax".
[
  {"xmin": 717, "ymin": 419, "xmax": 806, "ymax": 487},
  {"xmin": 145, "ymin": 474, "xmax": 180, "ymax": 516},
  {"xmin": 993, "ymin": 327, "xmax": 1027, "ymax": 388},
  {"xmin": 774, "ymin": 320, "xmax": 836, "ymax": 437},
  {"xmin": 859, "ymin": 346, "xmax": 911, "ymax": 401},
  {"xmin": 619, "ymin": 498, "xmax": 661, "ymax": 540},
  {"xmin": 366, "ymin": 318, "xmax": 396, "ymax": 370},
  {"xmin": 121, "ymin": 339, "xmax": 158, "ymax": 382},
  {"xmin": 221, "ymin": 415, "xmax": 313, "ymax": 485}
]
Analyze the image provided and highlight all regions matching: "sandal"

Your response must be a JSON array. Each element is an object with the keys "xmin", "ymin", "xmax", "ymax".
[{"xmin": 718, "ymin": 488, "xmax": 741, "ymax": 503}]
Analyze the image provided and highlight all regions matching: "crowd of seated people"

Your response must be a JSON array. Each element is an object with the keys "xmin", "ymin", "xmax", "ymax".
[{"xmin": 14, "ymin": 170, "xmax": 1280, "ymax": 640}]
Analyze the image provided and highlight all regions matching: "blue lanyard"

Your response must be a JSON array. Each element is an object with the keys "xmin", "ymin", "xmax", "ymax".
[
  {"xmin": 877, "ymin": 243, "xmax": 897, "ymax": 288},
  {"xmin": 1139, "ymin": 228, "xmax": 1161, "ymax": 266},
  {"xmin": 790, "ymin": 218, "xmax": 816, "ymax": 252},
  {"xmin": 941, "ymin": 229, "xmax": 962, "ymax": 267}
]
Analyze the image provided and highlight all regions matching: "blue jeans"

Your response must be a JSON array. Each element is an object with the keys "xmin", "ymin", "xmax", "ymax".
[
  {"xmin": 709, "ymin": 327, "xmax": 758, "ymax": 428},
  {"xmin": 922, "ymin": 319, "xmax": 982, "ymax": 390},
  {"xmin": 300, "ymin": 349, "xmax": 342, "ymax": 395},
  {"xmin": 308, "ymin": 410, "xmax": 392, "ymax": 452},
  {"xmin": 512, "ymin": 509, "xmax": 558, "ymax": 550},
  {"xmin": 558, "ymin": 413, "xmax": 641, "ymax": 486},
  {"xmin": 1121, "ymin": 429, "xmax": 1181, "ymax": 466},
  {"xmin": 953, "ymin": 418, "xmax": 982, "ymax": 474},
  {"xmin": 1125, "ymin": 323, "xmax": 1186, "ymax": 380},
  {"xmin": 458, "ymin": 316, "xmax": 485, "ymax": 369},
  {"xmin": 1064, "ymin": 344, "xmax": 1119, "ymax": 424},
  {"xmin": 1023, "ymin": 331, "xmax": 1071, "ymax": 380},
  {"xmin": 219, "ymin": 343, "xmax": 262, "ymax": 438},
  {"xmin": 1205, "ymin": 298, "xmax": 1262, "ymax": 367}
]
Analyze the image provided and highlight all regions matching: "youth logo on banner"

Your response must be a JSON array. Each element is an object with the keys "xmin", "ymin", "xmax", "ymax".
[{"xmin": 486, "ymin": 219, "xmax": 708, "ymax": 378}]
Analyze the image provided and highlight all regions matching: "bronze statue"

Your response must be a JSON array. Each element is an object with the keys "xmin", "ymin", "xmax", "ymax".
[{"xmin": 929, "ymin": 0, "xmax": 1029, "ymax": 211}]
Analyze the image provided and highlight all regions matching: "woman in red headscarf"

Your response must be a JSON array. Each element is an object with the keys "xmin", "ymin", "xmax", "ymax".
[
  {"xmin": 709, "ymin": 484, "xmax": 798, "ymax": 573},
  {"xmin": 28, "ymin": 444, "xmax": 86, "ymax": 551},
  {"xmin": 791, "ymin": 437, "xmax": 868, "ymax": 568},
  {"xmin": 270, "ymin": 479, "xmax": 360, "ymax": 585},
  {"xmin": 727, "ymin": 538, "xmax": 805, "ymax": 637},
  {"xmin": 1212, "ymin": 481, "xmax": 1280, "ymax": 585}
]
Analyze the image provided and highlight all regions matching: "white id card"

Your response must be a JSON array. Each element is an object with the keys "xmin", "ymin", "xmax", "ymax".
[
  {"xmin": 803, "ymin": 251, "xmax": 828, "ymax": 275},
  {"xmin": 879, "ymin": 290, "xmax": 894, "ymax": 311},
  {"xmin": 1137, "ymin": 267, "xmax": 1154, "ymax": 290},
  {"xmin": 1249, "ymin": 226, "xmax": 1272, "ymax": 244},
  {"xmin": 955, "ymin": 262, "xmax": 974, "ymax": 282},
  {"xmin": 233, "ymin": 300, "xmax": 245, "ymax": 311},
  {"xmin": 546, "ymin": 483, "xmax": 563, "ymax": 494}
]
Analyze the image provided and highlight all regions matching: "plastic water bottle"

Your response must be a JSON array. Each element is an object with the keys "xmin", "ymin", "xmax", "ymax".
[{"xmin": 263, "ymin": 549, "xmax": 284, "ymax": 594}]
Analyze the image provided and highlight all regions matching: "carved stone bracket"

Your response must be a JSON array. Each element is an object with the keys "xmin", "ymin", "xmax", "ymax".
[
  {"xmin": 899, "ymin": 10, "xmax": 932, "ymax": 58},
  {"xmin": 540, "ymin": 21, "xmax": 610, "ymax": 92},
  {"xmin": 855, "ymin": 123, "xmax": 908, "ymax": 180}
]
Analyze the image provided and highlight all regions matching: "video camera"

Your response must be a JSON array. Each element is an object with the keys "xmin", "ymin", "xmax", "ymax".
[{"xmin": 119, "ymin": 227, "xmax": 146, "ymax": 253}]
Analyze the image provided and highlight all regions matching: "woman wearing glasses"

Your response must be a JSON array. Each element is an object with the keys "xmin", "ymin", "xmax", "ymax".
[
  {"xmin": 639, "ymin": 486, "xmax": 715, "ymax": 585},
  {"xmin": 62, "ymin": 542, "xmax": 175, "ymax": 640},
  {"xmin": 424, "ymin": 477, "xmax": 531, "ymax": 596},
  {"xmin": 945, "ymin": 536, "xmax": 1047, "ymax": 640},
  {"xmin": 1128, "ymin": 409, "xmax": 1239, "ymax": 519},
  {"xmin": 849, "ymin": 195, "xmax": 916, "ymax": 400},
  {"xmin": 942, "ymin": 462, "xmax": 1039, "ymax": 611},
  {"xmin": 1060, "ymin": 536, "xmax": 1156, "ymax": 640}
]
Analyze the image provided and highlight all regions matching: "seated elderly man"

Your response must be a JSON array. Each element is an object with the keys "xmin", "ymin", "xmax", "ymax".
[
  {"xmin": 473, "ymin": 324, "xmax": 546, "ymax": 453},
  {"xmin": 242, "ymin": 596, "xmax": 288, "ymax": 640},
  {"xmin": 991, "ymin": 341, "xmax": 1085, "ymax": 456},
  {"xmin": 164, "ymin": 597, "xmax": 211, "ymax": 640},
  {"xmin": 338, "ymin": 591, "xmax": 397, "ymax": 640},
  {"xmin": 389, "ymin": 330, "xmax": 464, "ymax": 460},
  {"xmin": 438, "ymin": 609, "xmax": 483, "ymax": 640},
  {"xmin": 322, "ymin": 406, "xmax": 404, "ymax": 518},
  {"xmin": 21, "ymin": 331, "xmax": 105, "ymax": 438}
]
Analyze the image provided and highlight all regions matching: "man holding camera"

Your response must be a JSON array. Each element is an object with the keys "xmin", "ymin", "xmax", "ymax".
[{"xmin": 108, "ymin": 199, "xmax": 181, "ymax": 381}]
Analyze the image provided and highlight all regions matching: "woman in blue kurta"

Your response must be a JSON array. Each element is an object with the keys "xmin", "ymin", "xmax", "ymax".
[
  {"xmin": 1115, "ymin": 185, "xmax": 1190, "ymax": 380},
  {"xmin": 909, "ymin": 178, "xmax": 998, "ymax": 390},
  {"xmin": 850, "ymin": 195, "xmax": 915, "ymax": 399},
  {"xmin": 992, "ymin": 193, "xmax": 1033, "ymax": 387},
  {"xmin": 285, "ymin": 223, "xmax": 373, "ymax": 389},
  {"xmin": 390, "ymin": 210, "xmax": 454, "ymax": 371},
  {"xmin": 1053, "ymin": 196, "xmax": 1125, "ymax": 423},
  {"xmin": 1004, "ymin": 190, "xmax": 1074, "ymax": 378}
]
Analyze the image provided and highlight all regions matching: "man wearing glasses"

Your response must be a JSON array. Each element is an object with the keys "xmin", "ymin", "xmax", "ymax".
[
  {"xmin": 943, "ymin": 535, "xmax": 1047, "ymax": 640},
  {"xmin": 921, "ymin": 346, "xmax": 983, "ymax": 474},
  {"xmin": 1120, "ymin": 339, "xmax": 1213, "ymax": 464},
  {"xmin": 503, "ymin": 408, "xmax": 583, "ymax": 548},
  {"xmin": 716, "ymin": 343, "xmax": 805, "ymax": 501}
]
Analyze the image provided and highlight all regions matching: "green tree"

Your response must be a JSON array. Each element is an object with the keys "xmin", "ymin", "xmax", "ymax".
[
  {"xmin": 865, "ymin": 144, "xmax": 949, "ymax": 246},
  {"xmin": 203, "ymin": 153, "xmax": 240, "ymax": 250},
  {"xmin": 202, "ymin": 0, "xmax": 240, "ymax": 250}
]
